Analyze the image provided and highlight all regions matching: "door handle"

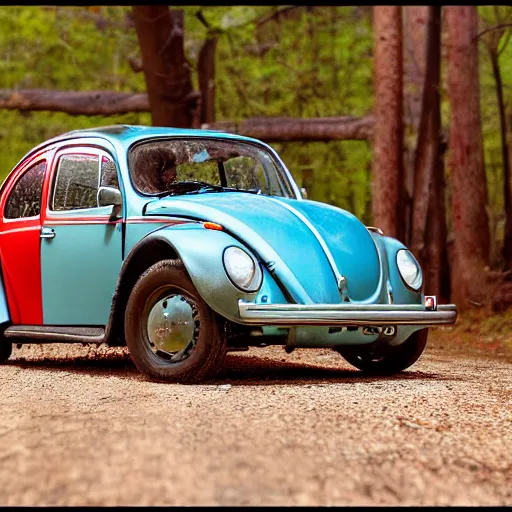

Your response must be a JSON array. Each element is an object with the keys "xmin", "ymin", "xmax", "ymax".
[{"xmin": 40, "ymin": 227, "xmax": 56, "ymax": 239}]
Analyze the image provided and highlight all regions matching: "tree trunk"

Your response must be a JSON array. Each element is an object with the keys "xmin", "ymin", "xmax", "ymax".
[
  {"xmin": 489, "ymin": 50, "xmax": 512, "ymax": 267},
  {"xmin": 410, "ymin": 6, "xmax": 449, "ymax": 302},
  {"xmin": 372, "ymin": 6, "xmax": 404, "ymax": 240},
  {"xmin": 425, "ymin": 140, "xmax": 451, "ymax": 303},
  {"xmin": 403, "ymin": 6, "xmax": 428, "ymax": 137},
  {"xmin": 402, "ymin": 6, "xmax": 428, "ymax": 246},
  {"xmin": 132, "ymin": 6, "xmax": 196, "ymax": 127},
  {"xmin": 198, "ymin": 36, "xmax": 218, "ymax": 124},
  {"xmin": 446, "ymin": 6, "xmax": 490, "ymax": 307},
  {"xmin": 410, "ymin": 6, "xmax": 442, "ymax": 261},
  {"xmin": 509, "ymin": 112, "xmax": 512, "ymax": 267}
]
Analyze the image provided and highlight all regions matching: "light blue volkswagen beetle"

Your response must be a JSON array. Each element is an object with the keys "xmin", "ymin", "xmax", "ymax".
[{"xmin": 0, "ymin": 125, "xmax": 457, "ymax": 382}]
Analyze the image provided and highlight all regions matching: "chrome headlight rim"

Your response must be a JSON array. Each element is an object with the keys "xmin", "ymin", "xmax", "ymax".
[
  {"xmin": 222, "ymin": 245, "xmax": 263, "ymax": 293},
  {"xmin": 396, "ymin": 249, "xmax": 423, "ymax": 292}
]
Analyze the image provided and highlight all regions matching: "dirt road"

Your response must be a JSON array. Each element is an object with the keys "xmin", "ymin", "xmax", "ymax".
[{"xmin": 0, "ymin": 340, "xmax": 511, "ymax": 506}]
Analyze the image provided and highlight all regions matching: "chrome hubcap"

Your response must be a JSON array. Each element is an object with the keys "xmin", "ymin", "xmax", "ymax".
[{"xmin": 146, "ymin": 293, "xmax": 199, "ymax": 363}]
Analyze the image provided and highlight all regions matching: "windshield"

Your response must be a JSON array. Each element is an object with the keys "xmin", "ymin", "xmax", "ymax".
[{"xmin": 128, "ymin": 138, "xmax": 295, "ymax": 198}]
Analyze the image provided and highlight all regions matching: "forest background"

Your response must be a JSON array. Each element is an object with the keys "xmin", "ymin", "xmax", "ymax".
[{"xmin": 0, "ymin": 6, "xmax": 510, "ymax": 342}]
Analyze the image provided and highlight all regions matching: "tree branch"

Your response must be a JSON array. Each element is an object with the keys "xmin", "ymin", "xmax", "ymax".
[
  {"xmin": 475, "ymin": 23, "xmax": 512, "ymax": 40},
  {"xmin": 254, "ymin": 5, "xmax": 302, "ymax": 27},
  {"xmin": 195, "ymin": 9, "xmax": 211, "ymax": 29}
]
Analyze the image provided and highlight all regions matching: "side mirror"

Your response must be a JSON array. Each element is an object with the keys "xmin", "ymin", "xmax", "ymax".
[
  {"xmin": 98, "ymin": 186, "xmax": 122, "ymax": 207},
  {"xmin": 300, "ymin": 187, "xmax": 308, "ymax": 199}
]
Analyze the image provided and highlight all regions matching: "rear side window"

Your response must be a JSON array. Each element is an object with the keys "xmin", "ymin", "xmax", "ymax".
[
  {"xmin": 4, "ymin": 161, "xmax": 47, "ymax": 219},
  {"xmin": 52, "ymin": 154, "xmax": 99, "ymax": 211}
]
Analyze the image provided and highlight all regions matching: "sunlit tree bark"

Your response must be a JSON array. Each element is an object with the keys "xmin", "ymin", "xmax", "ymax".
[
  {"xmin": 446, "ymin": 6, "xmax": 490, "ymax": 307},
  {"xmin": 372, "ymin": 6, "xmax": 404, "ymax": 240}
]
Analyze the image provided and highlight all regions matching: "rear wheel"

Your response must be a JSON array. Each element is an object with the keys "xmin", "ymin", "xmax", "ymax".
[
  {"xmin": 0, "ymin": 331, "xmax": 12, "ymax": 363},
  {"xmin": 0, "ymin": 342, "xmax": 12, "ymax": 363},
  {"xmin": 336, "ymin": 328, "xmax": 428, "ymax": 375},
  {"xmin": 125, "ymin": 259, "xmax": 227, "ymax": 383}
]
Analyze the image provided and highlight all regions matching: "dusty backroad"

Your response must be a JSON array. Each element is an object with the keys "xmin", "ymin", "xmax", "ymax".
[{"xmin": 0, "ymin": 339, "xmax": 511, "ymax": 506}]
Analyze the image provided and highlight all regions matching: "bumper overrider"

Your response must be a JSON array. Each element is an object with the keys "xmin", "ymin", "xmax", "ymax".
[{"xmin": 238, "ymin": 296, "xmax": 457, "ymax": 327}]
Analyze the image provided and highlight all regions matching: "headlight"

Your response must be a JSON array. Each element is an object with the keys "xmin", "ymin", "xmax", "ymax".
[
  {"xmin": 396, "ymin": 249, "xmax": 423, "ymax": 291},
  {"xmin": 223, "ymin": 246, "xmax": 263, "ymax": 292}
]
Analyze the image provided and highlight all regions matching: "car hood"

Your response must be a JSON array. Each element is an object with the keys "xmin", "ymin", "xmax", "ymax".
[{"xmin": 144, "ymin": 193, "xmax": 383, "ymax": 304}]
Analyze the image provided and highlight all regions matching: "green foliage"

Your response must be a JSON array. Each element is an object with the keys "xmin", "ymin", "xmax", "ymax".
[
  {"xmin": 0, "ymin": 6, "xmax": 150, "ymax": 178},
  {"xmin": 0, "ymin": 5, "xmax": 375, "ymax": 221},
  {"xmin": 477, "ymin": 6, "xmax": 512, "ymax": 263},
  {"xmin": 205, "ymin": 6, "xmax": 375, "ymax": 219}
]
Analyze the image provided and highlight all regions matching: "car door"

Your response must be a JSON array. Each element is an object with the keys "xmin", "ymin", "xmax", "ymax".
[
  {"xmin": 0, "ymin": 155, "xmax": 50, "ymax": 325},
  {"xmin": 40, "ymin": 147, "xmax": 123, "ymax": 325}
]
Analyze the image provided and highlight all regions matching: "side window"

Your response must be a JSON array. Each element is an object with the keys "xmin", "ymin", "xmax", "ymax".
[
  {"xmin": 4, "ymin": 161, "xmax": 46, "ymax": 219},
  {"xmin": 100, "ymin": 155, "xmax": 119, "ymax": 189},
  {"xmin": 52, "ymin": 154, "xmax": 99, "ymax": 211}
]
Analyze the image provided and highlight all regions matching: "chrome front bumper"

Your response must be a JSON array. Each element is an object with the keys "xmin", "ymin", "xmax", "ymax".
[{"xmin": 238, "ymin": 300, "xmax": 457, "ymax": 326}]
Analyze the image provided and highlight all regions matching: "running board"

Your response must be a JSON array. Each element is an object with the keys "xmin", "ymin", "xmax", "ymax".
[{"xmin": 4, "ymin": 325, "xmax": 106, "ymax": 344}]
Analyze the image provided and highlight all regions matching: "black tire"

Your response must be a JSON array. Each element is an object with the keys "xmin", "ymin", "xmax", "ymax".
[
  {"xmin": 125, "ymin": 259, "xmax": 227, "ymax": 383},
  {"xmin": 0, "ymin": 336, "xmax": 12, "ymax": 363},
  {"xmin": 337, "ymin": 328, "xmax": 428, "ymax": 375}
]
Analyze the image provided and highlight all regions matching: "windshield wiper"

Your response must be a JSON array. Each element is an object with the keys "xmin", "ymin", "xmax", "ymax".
[
  {"xmin": 154, "ymin": 181, "xmax": 223, "ymax": 197},
  {"xmin": 155, "ymin": 181, "xmax": 261, "ymax": 197},
  {"xmin": 215, "ymin": 187, "xmax": 261, "ymax": 195}
]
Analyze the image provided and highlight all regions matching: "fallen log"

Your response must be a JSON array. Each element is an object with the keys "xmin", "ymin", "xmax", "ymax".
[{"xmin": 0, "ymin": 89, "xmax": 374, "ymax": 141}]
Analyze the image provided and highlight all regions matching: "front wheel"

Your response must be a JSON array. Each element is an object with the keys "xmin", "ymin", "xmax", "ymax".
[
  {"xmin": 125, "ymin": 259, "xmax": 227, "ymax": 383},
  {"xmin": 336, "ymin": 328, "xmax": 428, "ymax": 375}
]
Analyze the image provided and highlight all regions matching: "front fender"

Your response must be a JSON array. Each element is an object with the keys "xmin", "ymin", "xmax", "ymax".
[
  {"xmin": 374, "ymin": 235, "xmax": 423, "ymax": 305},
  {"xmin": 147, "ymin": 224, "xmax": 287, "ymax": 323}
]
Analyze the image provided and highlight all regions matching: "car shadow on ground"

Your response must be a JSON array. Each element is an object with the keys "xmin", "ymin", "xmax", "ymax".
[
  {"xmin": 7, "ymin": 350, "xmax": 462, "ymax": 386},
  {"xmin": 214, "ymin": 354, "xmax": 463, "ymax": 386}
]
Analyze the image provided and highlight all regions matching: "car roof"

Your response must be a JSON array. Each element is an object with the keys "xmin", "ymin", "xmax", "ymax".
[
  {"xmin": 20, "ymin": 124, "xmax": 263, "ymax": 162},
  {"xmin": 1, "ymin": 125, "xmax": 276, "ymax": 196},
  {"xmin": 63, "ymin": 124, "xmax": 261, "ymax": 143}
]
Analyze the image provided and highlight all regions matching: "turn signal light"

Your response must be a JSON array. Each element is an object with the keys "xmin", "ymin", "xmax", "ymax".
[
  {"xmin": 424, "ymin": 296, "xmax": 437, "ymax": 310},
  {"xmin": 204, "ymin": 222, "xmax": 224, "ymax": 231}
]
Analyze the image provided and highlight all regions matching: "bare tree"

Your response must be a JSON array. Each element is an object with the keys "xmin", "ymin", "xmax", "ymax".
[
  {"xmin": 446, "ymin": 6, "xmax": 490, "ymax": 307},
  {"xmin": 372, "ymin": 6, "xmax": 404, "ymax": 240}
]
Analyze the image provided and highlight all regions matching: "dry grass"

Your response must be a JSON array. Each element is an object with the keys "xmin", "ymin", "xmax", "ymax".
[{"xmin": 428, "ymin": 306, "xmax": 512, "ymax": 361}]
